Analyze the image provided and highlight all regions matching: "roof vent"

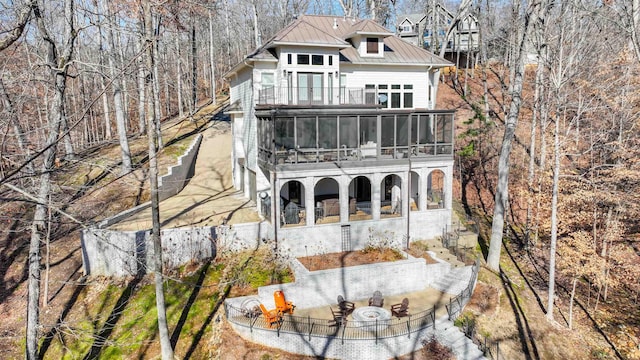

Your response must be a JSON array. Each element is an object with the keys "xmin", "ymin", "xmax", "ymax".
[{"xmin": 333, "ymin": 18, "xmax": 338, "ymax": 29}]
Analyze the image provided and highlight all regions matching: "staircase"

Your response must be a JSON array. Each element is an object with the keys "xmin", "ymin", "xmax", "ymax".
[{"xmin": 434, "ymin": 317, "xmax": 487, "ymax": 360}]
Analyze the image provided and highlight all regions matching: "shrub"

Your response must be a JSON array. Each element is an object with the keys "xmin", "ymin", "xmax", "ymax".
[{"xmin": 421, "ymin": 336, "xmax": 455, "ymax": 359}]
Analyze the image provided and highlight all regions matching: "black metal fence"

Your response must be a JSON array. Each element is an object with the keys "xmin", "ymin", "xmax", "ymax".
[
  {"xmin": 445, "ymin": 257, "xmax": 480, "ymax": 321},
  {"xmin": 225, "ymin": 303, "xmax": 437, "ymax": 343}
]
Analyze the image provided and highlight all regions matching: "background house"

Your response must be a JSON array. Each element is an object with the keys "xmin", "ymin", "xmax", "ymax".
[
  {"xmin": 397, "ymin": 4, "xmax": 479, "ymax": 68},
  {"xmin": 225, "ymin": 15, "xmax": 456, "ymax": 257}
]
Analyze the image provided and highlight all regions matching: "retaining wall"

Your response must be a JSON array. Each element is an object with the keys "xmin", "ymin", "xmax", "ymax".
[
  {"xmin": 96, "ymin": 134, "xmax": 202, "ymax": 229},
  {"xmin": 81, "ymin": 222, "xmax": 272, "ymax": 277},
  {"xmin": 257, "ymin": 256, "xmax": 429, "ymax": 309},
  {"xmin": 231, "ymin": 319, "xmax": 437, "ymax": 360}
]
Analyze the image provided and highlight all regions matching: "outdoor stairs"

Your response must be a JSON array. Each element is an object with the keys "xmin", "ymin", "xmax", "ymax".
[
  {"xmin": 430, "ymin": 266, "xmax": 471, "ymax": 294},
  {"xmin": 423, "ymin": 238, "xmax": 466, "ymax": 268},
  {"xmin": 434, "ymin": 317, "xmax": 487, "ymax": 360}
]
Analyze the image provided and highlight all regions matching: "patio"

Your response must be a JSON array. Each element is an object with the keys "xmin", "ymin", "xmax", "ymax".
[{"xmin": 291, "ymin": 287, "xmax": 453, "ymax": 321}]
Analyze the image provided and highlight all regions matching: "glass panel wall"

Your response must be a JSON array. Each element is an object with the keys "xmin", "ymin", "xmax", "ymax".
[
  {"xmin": 339, "ymin": 116, "xmax": 357, "ymax": 160},
  {"xmin": 296, "ymin": 117, "xmax": 316, "ymax": 148},
  {"xmin": 261, "ymin": 111, "xmax": 454, "ymax": 165}
]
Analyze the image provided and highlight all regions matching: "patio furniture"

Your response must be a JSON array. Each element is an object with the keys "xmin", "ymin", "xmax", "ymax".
[
  {"xmin": 259, "ymin": 303, "xmax": 282, "ymax": 328},
  {"xmin": 337, "ymin": 295, "xmax": 355, "ymax": 316},
  {"xmin": 274, "ymin": 290, "xmax": 295, "ymax": 314},
  {"xmin": 368, "ymin": 290, "xmax": 384, "ymax": 307},
  {"xmin": 329, "ymin": 307, "xmax": 347, "ymax": 327},
  {"xmin": 240, "ymin": 297, "xmax": 261, "ymax": 318},
  {"xmin": 390, "ymin": 298, "xmax": 409, "ymax": 318}
]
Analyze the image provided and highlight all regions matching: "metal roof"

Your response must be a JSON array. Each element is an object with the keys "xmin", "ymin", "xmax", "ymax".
[{"xmin": 225, "ymin": 15, "xmax": 452, "ymax": 77}]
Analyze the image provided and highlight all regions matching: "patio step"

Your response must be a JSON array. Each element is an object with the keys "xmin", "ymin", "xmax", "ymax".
[
  {"xmin": 423, "ymin": 238, "xmax": 466, "ymax": 268},
  {"xmin": 434, "ymin": 318, "xmax": 487, "ymax": 360}
]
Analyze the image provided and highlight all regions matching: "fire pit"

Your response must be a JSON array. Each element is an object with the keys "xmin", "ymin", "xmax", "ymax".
[{"xmin": 351, "ymin": 306, "xmax": 392, "ymax": 329}]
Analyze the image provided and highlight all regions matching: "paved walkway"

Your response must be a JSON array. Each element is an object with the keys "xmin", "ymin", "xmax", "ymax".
[{"xmin": 110, "ymin": 120, "xmax": 260, "ymax": 231}]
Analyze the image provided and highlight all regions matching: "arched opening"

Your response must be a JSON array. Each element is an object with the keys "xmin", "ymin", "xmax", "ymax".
[
  {"xmin": 410, "ymin": 171, "xmax": 419, "ymax": 211},
  {"xmin": 349, "ymin": 176, "xmax": 372, "ymax": 221},
  {"xmin": 280, "ymin": 180, "xmax": 305, "ymax": 226},
  {"xmin": 314, "ymin": 178, "xmax": 340, "ymax": 224},
  {"xmin": 380, "ymin": 174, "xmax": 402, "ymax": 218},
  {"xmin": 427, "ymin": 170, "xmax": 445, "ymax": 209}
]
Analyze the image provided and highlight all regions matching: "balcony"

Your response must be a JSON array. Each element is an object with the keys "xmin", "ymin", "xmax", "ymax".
[
  {"xmin": 257, "ymin": 86, "xmax": 378, "ymax": 107},
  {"xmin": 256, "ymin": 109, "xmax": 455, "ymax": 167}
]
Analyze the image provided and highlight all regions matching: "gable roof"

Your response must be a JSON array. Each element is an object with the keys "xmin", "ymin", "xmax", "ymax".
[
  {"xmin": 398, "ymin": 13, "xmax": 426, "ymax": 25},
  {"xmin": 225, "ymin": 15, "xmax": 451, "ymax": 77}
]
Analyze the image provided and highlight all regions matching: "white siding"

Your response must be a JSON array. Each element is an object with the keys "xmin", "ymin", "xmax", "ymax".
[{"xmin": 340, "ymin": 65, "xmax": 431, "ymax": 109}]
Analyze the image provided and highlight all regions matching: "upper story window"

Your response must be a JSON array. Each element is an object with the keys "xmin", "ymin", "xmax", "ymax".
[
  {"xmin": 366, "ymin": 38, "xmax": 378, "ymax": 54},
  {"xmin": 328, "ymin": 55, "xmax": 333, "ymax": 66},
  {"xmin": 297, "ymin": 54, "xmax": 309, "ymax": 65},
  {"xmin": 312, "ymin": 55, "xmax": 324, "ymax": 65},
  {"xmin": 288, "ymin": 54, "xmax": 292, "ymax": 64}
]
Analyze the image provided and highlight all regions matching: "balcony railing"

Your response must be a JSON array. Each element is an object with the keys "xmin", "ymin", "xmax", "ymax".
[
  {"xmin": 260, "ymin": 144, "xmax": 453, "ymax": 166},
  {"xmin": 257, "ymin": 87, "xmax": 377, "ymax": 106}
]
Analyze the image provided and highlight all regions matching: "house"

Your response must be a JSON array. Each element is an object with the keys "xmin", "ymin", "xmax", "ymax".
[
  {"xmin": 224, "ymin": 15, "xmax": 456, "ymax": 257},
  {"xmin": 397, "ymin": 5, "xmax": 479, "ymax": 67}
]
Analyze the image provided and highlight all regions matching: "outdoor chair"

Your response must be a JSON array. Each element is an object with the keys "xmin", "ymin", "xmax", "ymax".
[
  {"xmin": 259, "ymin": 303, "xmax": 282, "ymax": 328},
  {"xmin": 391, "ymin": 298, "xmax": 409, "ymax": 318},
  {"xmin": 369, "ymin": 290, "xmax": 384, "ymax": 307},
  {"xmin": 329, "ymin": 307, "xmax": 347, "ymax": 327},
  {"xmin": 337, "ymin": 295, "xmax": 355, "ymax": 316},
  {"xmin": 274, "ymin": 290, "xmax": 295, "ymax": 314}
]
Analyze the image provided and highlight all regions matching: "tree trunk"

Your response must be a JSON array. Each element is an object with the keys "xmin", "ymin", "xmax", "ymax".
[
  {"xmin": 27, "ymin": 0, "xmax": 75, "ymax": 356},
  {"xmin": 143, "ymin": 2, "xmax": 174, "ymax": 358},
  {"xmin": 252, "ymin": 0, "xmax": 261, "ymax": 48},
  {"xmin": 137, "ymin": 26, "xmax": 147, "ymax": 135},
  {"xmin": 487, "ymin": 0, "xmax": 542, "ymax": 271},
  {"xmin": 525, "ymin": 54, "xmax": 544, "ymax": 248},
  {"xmin": 547, "ymin": 109, "xmax": 560, "ymax": 322},
  {"xmin": 0, "ymin": 77, "xmax": 33, "ymax": 174},
  {"xmin": 102, "ymin": 0, "xmax": 132, "ymax": 175},
  {"xmin": 209, "ymin": 9, "xmax": 217, "ymax": 105},
  {"xmin": 152, "ymin": 14, "xmax": 163, "ymax": 149},
  {"xmin": 175, "ymin": 35, "xmax": 184, "ymax": 118},
  {"xmin": 191, "ymin": 22, "xmax": 198, "ymax": 114},
  {"xmin": 569, "ymin": 277, "xmax": 577, "ymax": 329}
]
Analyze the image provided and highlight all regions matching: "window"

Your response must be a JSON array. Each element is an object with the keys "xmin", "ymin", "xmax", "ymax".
[
  {"xmin": 261, "ymin": 73, "xmax": 275, "ymax": 103},
  {"xmin": 404, "ymin": 85, "xmax": 413, "ymax": 108},
  {"xmin": 297, "ymin": 54, "xmax": 309, "ymax": 65},
  {"xmin": 287, "ymin": 54, "xmax": 292, "ymax": 64},
  {"xmin": 365, "ymin": 84, "xmax": 376, "ymax": 104},
  {"xmin": 378, "ymin": 84, "xmax": 388, "ymax": 107},
  {"xmin": 312, "ymin": 55, "xmax": 323, "ymax": 65},
  {"xmin": 329, "ymin": 55, "xmax": 333, "ymax": 66},
  {"xmin": 340, "ymin": 74, "xmax": 347, "ymax": 103},
  {"xmin": 366, "ymin": 37, "xmax": 378, "ymax": 54},
  {"xmin": 391, "ymin": 85, "xmax": 401, "ymax": 108},
  {"xmin": 262, "ymin": 73, "xmax": 274, "ymax": 88}
]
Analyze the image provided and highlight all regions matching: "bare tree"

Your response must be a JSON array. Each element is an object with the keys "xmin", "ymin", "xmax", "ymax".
[
  {"xmin": 100, "ymin": 0, "xmax": 132, "ymax": 175},
  {"xmin": 26, "ymin": 0, "xmax": 76, "ymax": 357},
  {"xmin": 487, "ymin": 0, "xmax": 543, "ymax": 271},
  {"xmin": 143, "ymin": 1, "xmax": 174, "ymax": 358}
]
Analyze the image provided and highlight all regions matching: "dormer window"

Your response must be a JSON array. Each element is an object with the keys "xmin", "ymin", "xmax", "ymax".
[{"xmin": 366, "ymin": 38, "xmax": 378, "ymax": 54}]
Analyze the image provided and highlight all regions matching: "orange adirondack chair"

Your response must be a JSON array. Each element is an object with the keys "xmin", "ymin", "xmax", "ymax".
[
  {"xmin": 259, "ymin": 303, "xmax": 282, "ymax": 328},
  {"xmin": 274, "ymin": 290, "xmax": 295, "ymax": 314}
]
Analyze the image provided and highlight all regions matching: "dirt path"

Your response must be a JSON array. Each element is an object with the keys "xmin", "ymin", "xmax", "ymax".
[{"xmin": 110, "ymin": 120, "xmax": 260, "ymax": 231}]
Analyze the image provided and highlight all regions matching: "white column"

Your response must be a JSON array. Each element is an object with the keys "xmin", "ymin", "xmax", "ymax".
[
  {"xmin": 305, "ymin": 177, "xmax": 315, "ymax": 226},
  {"xmin": 371, "ymin": 173, "xmax": 381, "ymax": 220},
  {"xmin": 419, "ymin": 168, "xmax": 428, "ymax": 211},
  {"xmin": 340, "ymin": 175, "xmax": 350, "ymax": 223},
  {"xmin": 445, "ymin": 164, "xmax": 453, "ymax": 210}
]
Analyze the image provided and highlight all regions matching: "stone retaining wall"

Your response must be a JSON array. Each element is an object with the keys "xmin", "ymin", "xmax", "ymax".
[{"xmin": 81, "ymin": 221, "xmax": 272, "ymax": 276}]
